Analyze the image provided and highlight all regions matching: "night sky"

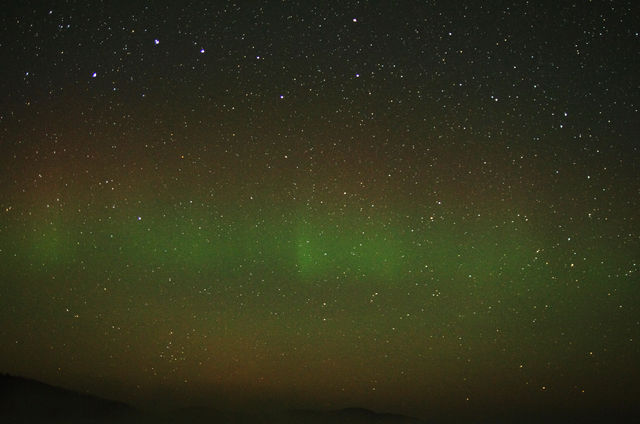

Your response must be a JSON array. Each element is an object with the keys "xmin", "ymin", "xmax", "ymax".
[{"xmin": 1, "ymin": 1, "xmax": 639, "ymax": 421}]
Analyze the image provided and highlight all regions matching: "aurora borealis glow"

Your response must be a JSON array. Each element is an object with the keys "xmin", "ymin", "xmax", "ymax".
[{"xmin": 1, "ymin": 1, "xmax": 639, "ymax": 422}]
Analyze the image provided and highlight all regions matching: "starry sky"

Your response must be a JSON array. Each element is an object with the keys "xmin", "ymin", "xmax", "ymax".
[{"xmin": 0, "ymin": 0, "xmax": 639, "ymax": 421}]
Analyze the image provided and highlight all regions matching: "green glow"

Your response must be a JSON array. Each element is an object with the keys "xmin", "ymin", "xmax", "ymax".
[
  {"xmin": 294, "ymin": 215, "xmax": 408, "ymax": 280},
  {"xmin": 15, "ymin": 206, "xmax": 549, "ymax": 287},
  {"xmin": 25, "ymin": 221, "xmax": 75, "ymax": 268}
]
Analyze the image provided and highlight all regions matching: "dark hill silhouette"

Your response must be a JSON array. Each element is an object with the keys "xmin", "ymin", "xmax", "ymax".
[
  {"xmin": 0, "ymin": 374, "xmax": 139, "ymax": 423},
  {"xmin": 0, "ymin": 373, "xmax": 426, "ymax": 423},
  {"xmin": 160, "ymin": 406, "xmax": 426, "ymax": 423},
  {"xmin": 4, "ymin": 373, "xmax": 638, "ymax": 423},
  {"xmin": 284, "ymin": 407, "xmax": 426, "ymax": 423},
  {"xmin": 132, "ymin": 404, "xmax": 428, "ymax": 424}
]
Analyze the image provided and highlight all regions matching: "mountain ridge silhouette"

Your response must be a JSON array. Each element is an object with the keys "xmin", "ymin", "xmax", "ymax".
[{"xmin": 0, "ymin": 373, "xmax": 426, "ymax": 423}]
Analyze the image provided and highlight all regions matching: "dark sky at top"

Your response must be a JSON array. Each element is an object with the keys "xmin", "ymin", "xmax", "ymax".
[{"xmin": 0, "ymin": 0, "xmax": 638, "ymax": 421}]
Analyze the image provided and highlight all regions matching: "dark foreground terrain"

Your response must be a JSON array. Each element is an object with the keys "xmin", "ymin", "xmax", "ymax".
[
  {"xmin": 0, "ymin": 374, "xmax": 423, "ymax": 423},
  {"xmin": 2, "ymin": 374, "xmax": 638, "ymax": 423}
]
